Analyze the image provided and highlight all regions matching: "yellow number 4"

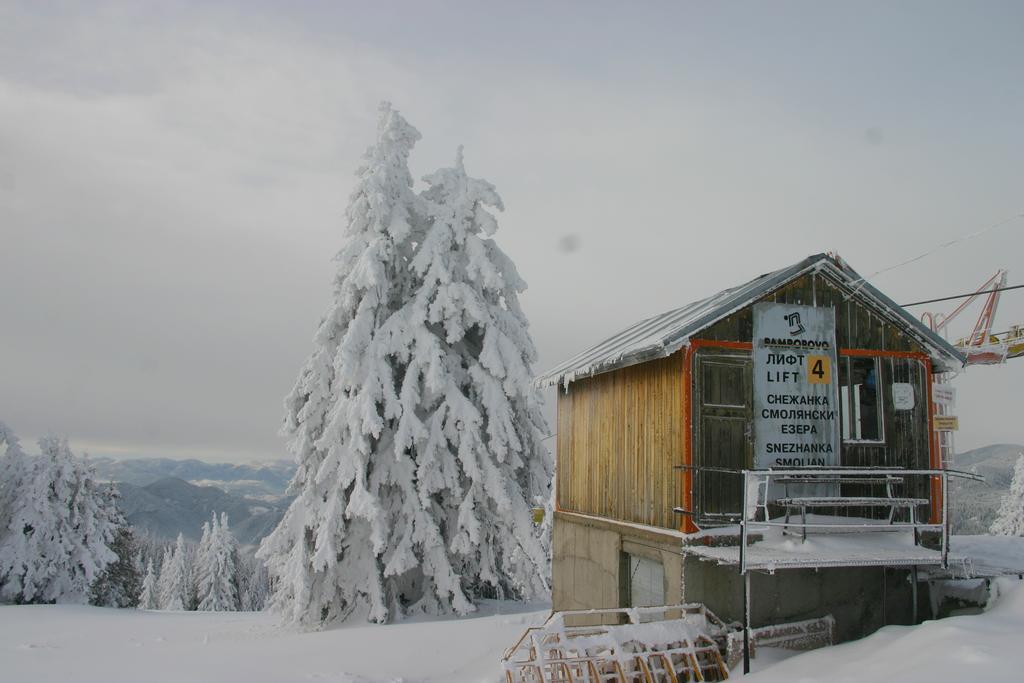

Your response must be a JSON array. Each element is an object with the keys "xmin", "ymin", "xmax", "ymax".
[{"xmin": 807, "ymin": 355, "xmax": 830, "ymax": 384}]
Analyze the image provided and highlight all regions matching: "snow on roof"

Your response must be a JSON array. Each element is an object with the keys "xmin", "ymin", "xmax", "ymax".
[{"xmin": 536, "ymin": 253, "xmax": 966, "ymax": 388}]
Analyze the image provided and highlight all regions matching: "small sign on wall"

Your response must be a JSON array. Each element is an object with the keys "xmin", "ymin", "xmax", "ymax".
[
  {"xmin": 932, "ymin": 384, "xmax": 957, "ymax": 406},
  {"xmin": 892, "ymin": 383, "xmax": 915, "ymax": 410},
  {"xmin": 934, "ymin": 415, "xmax": 960, "ymax": 431}
]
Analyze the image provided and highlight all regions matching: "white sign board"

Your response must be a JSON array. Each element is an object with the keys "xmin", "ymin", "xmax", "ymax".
[
  {"xmin": 892, "ymin": 383, "xmax": 915, "ymax": 411},
  {"xmin": 753, "ymin": 303, "xmax": 840, "ymax": 475},
  {"xmin": 932, "ymin": 384, "xmax": 957, "ymax": 406}
]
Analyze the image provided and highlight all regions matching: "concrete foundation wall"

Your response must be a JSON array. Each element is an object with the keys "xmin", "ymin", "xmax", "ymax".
[
  {"xmin": 683, "ymin": 558, "xmax": 919, "ymax": 642},
  {"xmin": 554, "ymin": 511, "xmax": 925, "ymax": 643},
  {"xmin": 552, "ymin": 512, "xmax": 683, "ymax": 622}
]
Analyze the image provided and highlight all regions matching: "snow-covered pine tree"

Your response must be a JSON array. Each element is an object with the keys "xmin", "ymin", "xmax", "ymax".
[
  {"xmin": 991, "ymin": 453, "xmax": 1024, "ymax": 536},
  {"xmin": 134, "ymin": 530, "xmax": 166, "ymax": 570},
  {"xmin": 387, "ymin": 147, "xmax": 552, "ymax": 604},
  {"xmin": 183, "ymin": 538, "xmax": 198, "ymax": 610},
  {"xmin": 0, "ymin": 435, "xmax": 120, "ymax": 604},
  {"xmin": 0, "ymin": 422, "xmax": 30, "ymax": 539},
  {"xmin": 89, "ymin": 518, "xmax": 143, "ymax": 608},
  {"xmin": 196, "ymin": 513, "xmax": 240, "ymax": 611},
  {"xmin": 257, "ymin": 102, "xmax": 427, "ymax": 627},
  {"xmin": 238, "ymin": 552, "xmax": 270, "ymax": 612},
  {"xmin": 193, "ymin": 518, "xmax": 213, "ymax": 604},
  {"xmin": 158, "ymin": 534, "xmax": 190, "ymax": 610},
  {"xmin": 258, "ymin": 106, "xmax": 551, "ymax": 628},
  {"xmin": 156, "ymin": 546, "xmax": 173, "ymax": 609},
  {"xmin": 218, "ymin": 512, "xmax": 241, "ymax": 605},
  {"xmin": 137, "ymin": 558, "xmax": 159, "ymax": 609}
]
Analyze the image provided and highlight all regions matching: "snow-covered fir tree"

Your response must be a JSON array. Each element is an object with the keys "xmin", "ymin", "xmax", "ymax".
[
  {"xmin": 134, "ymin": 530, "xmax": 168, "ymax": 570},
  {"xmin": 137, "ymin": 558, "xmax": 159, "ymax": 609},
  {"xmin": 991, "ymin": 453, "xmax": 1024, "ymax": 536},
  {"xmin": 195, "ymin": 513, "xmax": 240, "ymax": 611},
  {"xmin": 394, "ymin": 147, "xmax": 552, "ymax": 601},
  {"xmin": 258, "ymin": 102, "xmax": 426, "ymax": 626},
  {"xmin": 0, "ymin": 422, "xmax": 30, "ymax": 539},
  {"xmin": 258, "ymin": 105, "xmax": 551, "ymax": 628},
  {"xmin": 0, "ymin": 433, "xmax": 120, "ymax": 604},
  {"xmin": 157, "ymin": 534, "xmax": 190, "ymax": 610},
  {"xmin": 193, "ymin": 518, "xmax": 212, "ymax": 601},
  {"xmin": 89, "ymin": 519, "xmax": 143, "ymax": 608},
  {"xmin": 238, "ymin": 552, "xmax": 270, "ymax": 612},
  {"xmin": 156, "ymin": 546, "xmax": 173, "ymax": 605},
  {"xmin": 197, "ymin": 519, "xmax": 212, "ymax": 560}
]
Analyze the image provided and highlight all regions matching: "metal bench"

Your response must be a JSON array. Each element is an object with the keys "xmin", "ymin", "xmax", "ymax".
[
  {"xmin": 775, "ymin": 476, "xmax": 903, "ymax": 486},
  {"xmin": 776, "ymin": 495, "xmax": 929, "ymax": 541},
  {"xmin": 771, "ymin": 474, "xmax": 927, "ymax": 541}
]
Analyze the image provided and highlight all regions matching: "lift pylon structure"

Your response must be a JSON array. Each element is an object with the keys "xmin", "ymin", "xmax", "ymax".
[{"xmin": 921, "ymin": 269, "xmax": 1024, "ymax": 366}]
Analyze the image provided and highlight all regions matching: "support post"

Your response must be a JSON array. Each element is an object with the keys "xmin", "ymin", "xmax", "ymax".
[
  {"xmin": 743, "ymin": 571, "xmax": 751, "ymax": 675},
  {"xmin": 740, "ymin": 470, "xmax": 751, "ymax": 675},
  {"xmin": 911, "ymin": 565, "xmax": 919, "ymax": 625},
  {"xmin": 740, "ymin": 470, "xmax": 749, "ymax": 574},
  {"xmin": 941, "ymin": 471, "xmax": 949, "ymax": 568}
]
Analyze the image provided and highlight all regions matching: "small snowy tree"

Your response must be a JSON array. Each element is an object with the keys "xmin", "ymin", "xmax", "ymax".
[
  {"xmin": 196, "ymin": 513, "xmax": 240, "ymax": 611},
  {"xmin": 0, "ymin": 434, "xmax": 120, "ymax": 604},
  {"xmin": 89, "ymin": 520, "xmax": 143, "ymax": 608},
  {"xmin": 192, "ymin": 519, "xmax": 212, "ymax": 603},
  {"xmin": 238, "ymin": 552, "xmax": 270, "ymax": 612},
  {"xmin": 991, "ymin": 453, "xmax": 1024, "ymax": 536},
  {"xmin": 137, "ymin": 558, "xmax": 159, "ymax": 609},
  {"xmin": 158, "ymin": 534, "xmax": 190, "ymax": 610},
  {"xmin": 0, "ymin": 423, "xmax": 31, "ymax": 540},
  {"xmin": 258, "ymin": 105, "xmax": 551, "ymax": 628},
  {"xmin": 156, "ymin": 546, "xmax": 173, "ymax": 607}
]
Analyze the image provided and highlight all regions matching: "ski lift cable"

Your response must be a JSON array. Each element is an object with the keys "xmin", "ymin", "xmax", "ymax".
[
  {"xmin": 843, "ymin": 211, "xmax": 1024, "ymax": 300},
  {"xmin": 901, "ymin": 283, "xmax": 1024, "ymax": 308}
]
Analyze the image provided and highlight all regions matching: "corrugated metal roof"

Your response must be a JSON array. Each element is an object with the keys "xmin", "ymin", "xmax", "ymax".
[{"xmin": 536, "ymin": 253, "xmax": 965, "ymax": 388}]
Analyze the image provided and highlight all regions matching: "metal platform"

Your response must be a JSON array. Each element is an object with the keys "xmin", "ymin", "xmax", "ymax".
[{"xmin": 683, "ymin": 523, "xmax": 960, "ymax": 572}]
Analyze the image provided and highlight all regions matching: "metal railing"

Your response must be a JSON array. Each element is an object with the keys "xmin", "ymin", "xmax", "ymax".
[{"xmin": 736, "ymin": 467, "xmax": 985, "ymax": 575}]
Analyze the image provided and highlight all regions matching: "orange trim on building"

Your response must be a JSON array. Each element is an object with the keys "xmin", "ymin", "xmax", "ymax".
[
  {"xmin": 680, "ymin": 340, "xmax": 941, "ymax": 532},
  {"xmin": 924, "ymin": 360, "xmax": 943, "ymax": 523},
  {"xmin": 681, "ymin": 344, "xmax": 696, "ymax": 532},
  {"xmin": 839, "ymin": 348, "xmax": 930, "ymax": 360},
  {"xmin": 691, "ymin": 339, "xmax": 753, "ymax": 352},
  {"xmin": 681, "ymin": 339, "xmax": 754, "ymax": 533}
]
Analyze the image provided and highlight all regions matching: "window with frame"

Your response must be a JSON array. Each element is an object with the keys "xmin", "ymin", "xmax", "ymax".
[
  {"xmin": 839, "ymin": 356, "xmax": 883, "ymax": 442},
  {"xmin": 623, "ymin": 553, "xmax": 665, "ymax": 608}
]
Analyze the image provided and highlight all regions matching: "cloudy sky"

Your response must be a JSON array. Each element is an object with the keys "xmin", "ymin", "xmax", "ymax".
[{"xmin": 2, "ymin": 1, "xmax": 1022, "ymax": 462}]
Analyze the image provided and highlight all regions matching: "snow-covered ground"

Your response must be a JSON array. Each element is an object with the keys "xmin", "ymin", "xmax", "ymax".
[
  {"xmin": 746, "ymin": 577, "xmax": 1024, "ymax": 682},
  {"xmin": 0, "ymin": 600, "xmax": 550, "ymax": 683},
  {"xmin": 5, "ymin": 579, "xmax": 1024, "ymax": 682},
  {"xmin": 951, "ymin": 534, "xmax": 1024, "ymax": 575}
]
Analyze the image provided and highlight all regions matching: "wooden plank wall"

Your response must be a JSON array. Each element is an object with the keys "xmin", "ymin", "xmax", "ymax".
[
  {"xmin": 556, "ymin": 351, "xmax": 685, "ymax": 529},
  {"xmin": 701, "ymin": 272, "xmax": 924, "ymax": 353}
]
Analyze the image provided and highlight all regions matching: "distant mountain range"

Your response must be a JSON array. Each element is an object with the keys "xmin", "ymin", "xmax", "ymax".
[
  {"xmin": 115, "ymin": 477, "xmax": 289, "ymax": 547},
  {"xmin": 91, "ymin": 457, "xmax": 295, "ymax": 500},
  {"xmin": 89, "ymin": 457, "xmax": 297, "ymax": 546},
  {"xmin": 950, "ymin": 443, "xmax": 1024, "ymax": 534}
]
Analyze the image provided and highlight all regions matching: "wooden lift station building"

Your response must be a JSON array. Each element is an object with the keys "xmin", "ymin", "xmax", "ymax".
[{"xmin": 537, "ymin": 253, "xmax": 970, "ymax": 644}]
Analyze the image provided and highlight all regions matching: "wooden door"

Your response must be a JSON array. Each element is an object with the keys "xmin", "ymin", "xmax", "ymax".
[{"xmin": 694, "ymin": 352, "xmax": 753, "ymax": 523}]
